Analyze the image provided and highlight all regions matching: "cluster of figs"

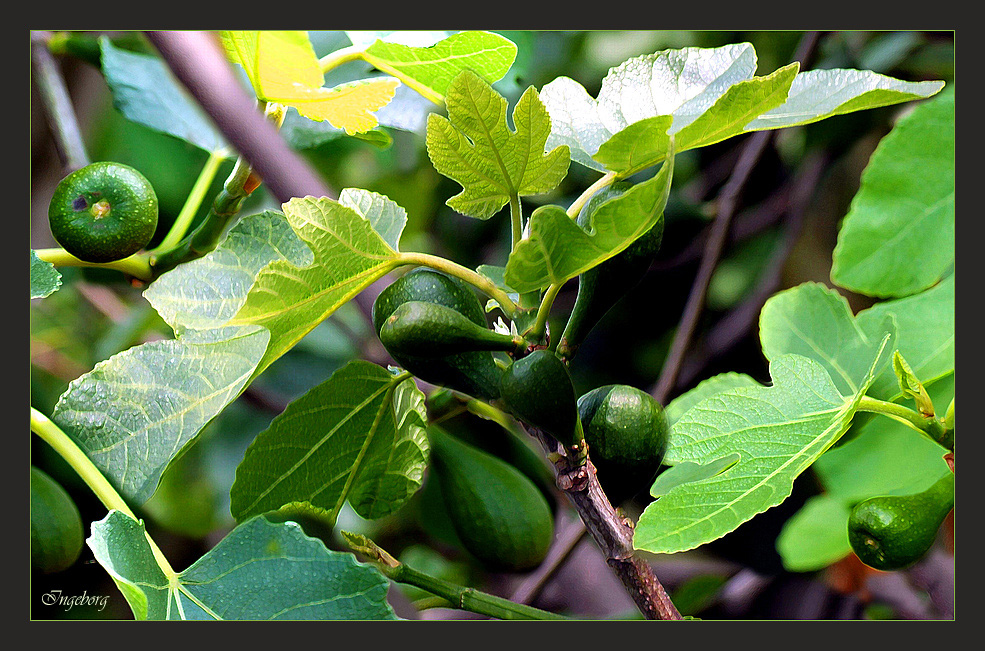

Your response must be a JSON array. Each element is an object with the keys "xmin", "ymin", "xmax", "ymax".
[{"xmin": 373, "ymin": 235, "xmax": 670, "ymax": 570}]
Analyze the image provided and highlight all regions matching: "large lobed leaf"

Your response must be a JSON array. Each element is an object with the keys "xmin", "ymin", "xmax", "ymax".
[
  {"xmin": 634, "ymin": 349, "xmax": 888, "ymax": 555},
  {"xmin": 542, "ymin": 42, "xmax": 944, "ymax": 174},
  {"xmin": 831, "ymin": 87, "xmax": 954, "ymax": 298},
  {"xmin": 88, "ymin": 511, "xmax": 397, "ymax": 620},
  {"xmin": 231, "ymin": 361, "xmax": 428, "ymax": 523},
  {"xmin": 426, "ymin": 69, "xmax": 570, "ymax": 220},
  {"xmin": 503, "ymin": 147, "xmax": 673, "ymax": 292},
  {"xmin": 636, "ymin": 281, "xmax": 900, "ymax": 555},
  {"xmin": 51, "ymin": 326, "xmax": 269, "ymax": 504},
  {"xmin": 102, "ymin": 192, "xmax": 405, "ymax": 506},
  {"xmin": 229, "ymin": 194, "xmax": 404, "ymax": 376},
  {"xmin": 52, "ymin": 209, "xmax": 307, "ymax": 507}
]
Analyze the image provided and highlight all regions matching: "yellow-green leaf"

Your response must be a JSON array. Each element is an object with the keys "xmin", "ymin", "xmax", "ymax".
[{"xmin": 221, "ymin": 30, "xmax": 398, "ymax": 134}]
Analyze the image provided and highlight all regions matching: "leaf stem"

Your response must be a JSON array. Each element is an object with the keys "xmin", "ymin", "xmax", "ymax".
[
  {"xmin": 318, "ymin": 43, "xmax": 448, "ymax": 106},
  {"xmin": 396, "ymin": 251, "xmax": 518, "ymax": 318},
  {"xmin": 567, "ymin": 171, "xmax": 617, "ymax": 219},
  {"xmin": 317, "ymin": 45, "xmax": 365, "ymax": 74},
  {"xmin": 33, "ymin": 247, "xmax": 154, "ymax": 281},
  {"xmin": 509, "ymin": 193, "xmax": 523, "ymax": 251},
  {"xmin": 528, "ymin": 281, "xmax": 562, "ymax": 343},
  {"xmin": 340, "ymin": 532, "xmax": 569, "ymax": 620},
  {"xmin": 856, "ymin": 395, "xmax": 953, "ymax": 451},
  {"xmin": 30, "ymin": 408, "xmax": 176, "ymax": 577},
  {"xmin": 151, "ymin": 148, "xmax": 229, "ymax": 253},
  {"xmin": 463, "ymin": 398, "xmax": 516, "ymax": 431},
  {"xmin": 148, "ymin": 103, "xmax": 286, "ymax": 275}
]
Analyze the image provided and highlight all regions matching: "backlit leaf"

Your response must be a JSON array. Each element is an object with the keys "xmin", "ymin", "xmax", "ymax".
[
  {"xmin": 594, "ymin": 62, "xmax": 799, "ymax": 175},
  {"xmin": 144, "ymin": 210, "xmax": 313, "ymax": 333},
  {"xmin": 503, "ymin": 148, "xmax": 672, "ymax": 292},
  {"xmin": 221, "ymin": 30, "xmax": 398, "ymax": 134},
  {"xmin": 52, "ymin": 326, "xmax": 269, "ymax": 504},
  {"xmin": 362, "ymin": 31, "xmax": 518, "ymax": 103},
  {"xmin": 31, "ymin": 250, "xmax": 62, "ymax": 299},
  {"xmin": 229, "ymin": 195, "xmax": 403, "ymax": 375},
  {"xmin": 542, "ymin": 43, "xmax": 944, "ymax": 173}
]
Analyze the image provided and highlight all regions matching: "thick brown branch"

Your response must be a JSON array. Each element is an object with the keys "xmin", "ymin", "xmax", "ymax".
[{"xmin": 520, "ymin": 424, "xmax": 681, "ymax": 620}]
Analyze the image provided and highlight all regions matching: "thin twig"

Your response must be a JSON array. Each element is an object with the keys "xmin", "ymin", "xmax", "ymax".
[
  {"xmin": 31, "ymin": 30, "xmax": 89, "ymax": 173},
  {"xmin": 651, "ymin": 129, "xmax": 774, "ymax": 404},
  {"xmin": 650, "ymin": 31, "xmax": 820, "ymax": 405},
  {"xmin": 676, "ymin": 152, "xmax": 829, "ymax": 389},
  {"xmin": 145, "ymin": 31, "xmax": 334, "ymax": 204},
  {"xmin": 649, "ymin": 189, "xmax": 791, "ymax": 273},
  {"xmin": 510, "ymin": 513, "xmax": 588, "ymax": 606}
]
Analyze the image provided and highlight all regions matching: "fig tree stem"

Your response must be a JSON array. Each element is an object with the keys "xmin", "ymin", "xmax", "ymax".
[
  {"xmin": 519, "ymin": 421, "xmax": 682, "ymax": 620},
  {"xmin": 153, "ymin": 147, "xmax": 229, "ymax": 253},
  {"xmin": 529, "ymin": 282, "xmax": 562, "ymax": 343},
  {"xmin": 510, "ymin": 193, "xmax": 523, "ymax": 252},
  {"xmin": 34, "ymin": 247, "xmax": 154, "ymax": 281},
  {"xmin": 340, "ymin": 532, "xmax": 569, "ymax": 620},
  {"xmin": 567, "ymin": 171, "xmax": 617, "ymax": 219},
  {"xmin": 396, "ymin": 251, "xmax": 518, "ymax": 318},
  {"xmin": 318, "ymin": 45, "xmax": 364, "ymax": 73}
]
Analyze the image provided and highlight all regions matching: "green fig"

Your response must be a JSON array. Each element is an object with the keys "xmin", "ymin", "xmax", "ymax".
[
  {"xmin": 577, "ymin": 384, "xmax": 669, "ymax": 504},
  {"xmin": 848, "ymin": 471, "xmax": 954, "ymax": 571},
  {"xmin": 373, "ymin": 268, "xmax": 503, "ymax": 399},
  {"xmin": 500, "ymin": 349, "xmax": 579, "ymax": 447},
  {"xmin": 428, "ymin": 428, "xmax": 554, "ymax": 571},
  {"xmin": 380, "ymin": 301, "xmax": 520, "ymax": 357},
  {"xmin": 48, "ymin": 161, "xmax": 159, "ymax": 263},
  {"xmin": 31, "ymin": 466, "xmax": 84, "ymax": 574}
]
